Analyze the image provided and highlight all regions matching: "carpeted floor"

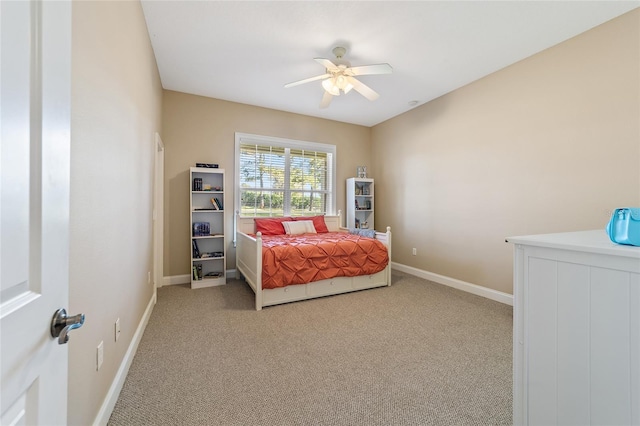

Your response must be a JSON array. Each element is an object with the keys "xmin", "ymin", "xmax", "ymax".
[{"xmin": 108, "ymin": 271, "xmax": 513, "ymax": 425}]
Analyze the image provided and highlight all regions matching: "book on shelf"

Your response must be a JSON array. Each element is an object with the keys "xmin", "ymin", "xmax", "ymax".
[
  {"xmin": 192, "ymin": 178, "xmax": 203, "ymax": 191},
  {"xmin": 192, "ymin": 222, "xmax": 210, "ymax": 236},
  {"xmin": 201, "ymin": 251, "xmax": 224, "ymax": 258},
  {"xmin": 196, "ymin": 264, "xmax": 203, "ymax": 280},
  {"xmin": 192, "ymin": 240, "xmax": 201, "ymax": 258},
  {"xmin": 210, "ymin": 197, "xmax": 223, "ymax": 210}
]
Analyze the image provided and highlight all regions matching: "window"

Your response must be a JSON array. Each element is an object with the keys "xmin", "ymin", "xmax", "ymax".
[{"xmin": 235, "ymin": 133, "xmax": 336, "ymax": 217}]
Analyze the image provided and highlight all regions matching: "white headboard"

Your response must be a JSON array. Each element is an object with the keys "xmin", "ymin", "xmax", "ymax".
[{"xmin": 236, "ymin": 213, "xmax": 341, "ymax": 235}]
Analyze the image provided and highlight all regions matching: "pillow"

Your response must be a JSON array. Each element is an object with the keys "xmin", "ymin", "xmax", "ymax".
[
  {"xmin": 254, "ymin": 217, "xmax": 292, "ymax": 236},
  {"xmin": 283, "ymin": 220, "xmax": 317, "ymax": 235},
  {"xmin": 295, "ymin": 215, "xmax": 329, "ymax": 233},
  {"xmin": 348, "ymin": 228, "xmax": 376, "ymax": 238}
]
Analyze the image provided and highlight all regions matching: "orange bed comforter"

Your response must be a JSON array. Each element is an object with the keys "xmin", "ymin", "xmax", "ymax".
[{"xmin": 260, "ymin": 232, "xmax": 389, "ymax": 289}]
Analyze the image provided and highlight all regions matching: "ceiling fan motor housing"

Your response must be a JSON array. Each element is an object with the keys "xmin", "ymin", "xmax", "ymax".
[{"xmin": 331, "ymin": 46, "xmax": 351, "ymax": 68}]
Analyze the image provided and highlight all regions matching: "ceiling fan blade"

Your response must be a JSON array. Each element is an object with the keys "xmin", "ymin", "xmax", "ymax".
[
  {"xmin": 284, "ymin": 73, "xmax": 331, "ymax": 88},
  {"xmin": 348, "ymin": 63, "xmax": 393, "ymax": 76},
  {"xmin": 346, "ymin": 76, "xmax": 380, "ymax": 101},
  {"xmin": 314, "ymin": 58, "xmax": 338, "ymax": 71},
  {"xmin": 319, "ymin": 91, "xmax": 333, "ymax": 109}
]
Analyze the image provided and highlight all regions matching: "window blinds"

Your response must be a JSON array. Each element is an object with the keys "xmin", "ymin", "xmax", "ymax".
[{"xmin": 238, "ymin": 142, "xmax": 333, "ymax": 217}]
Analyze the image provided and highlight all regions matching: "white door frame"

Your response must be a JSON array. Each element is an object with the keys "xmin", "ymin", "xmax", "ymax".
[{"xmin": 153, "ymin": 133, "xmax": 164, "ymax": 293}]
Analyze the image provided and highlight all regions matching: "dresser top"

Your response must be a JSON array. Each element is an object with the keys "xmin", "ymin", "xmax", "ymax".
[{"xmin": 507, "ymin": 229, "xmax": 640, "ymax": 259}]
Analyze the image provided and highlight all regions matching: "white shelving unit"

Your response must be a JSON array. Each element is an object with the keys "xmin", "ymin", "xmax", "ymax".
[
  {"xmin": 190, "ymin": 167, "xmax": 226, "ymax": 289},
  {"xmin": 346, "ymin": 178, "xmax": 374, "ymax": 229}
]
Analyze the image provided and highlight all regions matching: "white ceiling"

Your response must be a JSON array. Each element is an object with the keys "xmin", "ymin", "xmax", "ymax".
[{"xmin": 141, "ymin": 1, "xmax": 638, "ymax": 127}]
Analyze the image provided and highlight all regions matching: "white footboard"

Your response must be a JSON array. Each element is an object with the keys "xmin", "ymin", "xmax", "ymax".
[
  {"xmin": 236, "ymin": 230, "xmax": 263, "ymax": 310},
  {"xmin": 377, "ymin": 227, "xmax": 392, "ymax": 287},
  {"xmin": 236, "ymin": 214, "xmax": 391, "ymax": 311}
]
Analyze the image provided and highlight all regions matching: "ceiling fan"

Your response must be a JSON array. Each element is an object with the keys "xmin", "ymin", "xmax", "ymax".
[{"xmin": 284, "ymin": 46, "xmax": 393, "ymax": 108}]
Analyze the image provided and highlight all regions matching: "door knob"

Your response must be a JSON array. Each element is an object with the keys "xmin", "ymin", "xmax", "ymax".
[{"xmin": 50, "ymin": 308, "xmax": 85, "ymax": 344}]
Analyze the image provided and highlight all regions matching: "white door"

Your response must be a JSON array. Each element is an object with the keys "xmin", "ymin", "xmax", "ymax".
[{"xmin": 1, "ymin": 1, "xmax": 74, "ymax": 424}]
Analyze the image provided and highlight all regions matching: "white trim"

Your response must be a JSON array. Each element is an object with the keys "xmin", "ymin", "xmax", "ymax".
[
  {"xmin": 161, "ymin": 269, "xmax": 237, "ymax": 287},
  {"xmin": 165, "ymin": 267, "xmax": 512, "ymax": 306},
  {"xmin": 153, "ymin": 132, "xmax": 164, "ymax": 301},
  {"xmin": 92, "ymin": 291, "xmax": 157, "ymax": 426},
  {"xmin": 391, "ymin": 262, "xmax": 513, "ymax": 306},
  {"xmin": 162, "ymin": 274, "xmax": 190, "ymax": 287},
  {"xmin": 233, "ymin": 132, "xmax": 338, "ymax": 241}
]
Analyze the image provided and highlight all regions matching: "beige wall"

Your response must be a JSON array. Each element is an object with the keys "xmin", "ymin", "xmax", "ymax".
[
  {"xmin": 372, "ymin": 9, "xmax": 640, "ymax": 295},
  {"xmin": 162, "ymin": 91, "xmax": 371, "ymax": 277},
  {"xmin": 69, "ymin": 1, "xmax": 162, "ymax": 424},
  {"xmin": 62, "ymin": 3, "xmax": 638, "ymax": 424}
]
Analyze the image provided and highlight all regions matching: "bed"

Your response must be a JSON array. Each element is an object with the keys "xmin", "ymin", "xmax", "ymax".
[{"xmin": 235, "ymin": 213, "xmax": 392, "ymax": 310}]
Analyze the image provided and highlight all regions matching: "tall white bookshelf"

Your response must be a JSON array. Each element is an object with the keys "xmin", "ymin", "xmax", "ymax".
[
  {"xmin": 190, "ymin": 167, "xmax": 226, "ymax": 289},
  {"xmin": 346, "ymin": 178, "xmax": 374, "ymax": 229}
]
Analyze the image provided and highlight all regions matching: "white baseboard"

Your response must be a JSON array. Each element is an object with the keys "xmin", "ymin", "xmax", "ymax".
[
  {"xmin": 162, "ymin": 274, "xmax": 190, "ymax": 287},
  {"xmin": 93, "ymin": 291, "xmax": 156, "ymax": 426},
  {"xmin": 391, "ymin": 262, "xmax": 513, "ymax": 306},
  {"xmin": 161, "ymin": 269, "xmax": 238, "ymax": 287}
]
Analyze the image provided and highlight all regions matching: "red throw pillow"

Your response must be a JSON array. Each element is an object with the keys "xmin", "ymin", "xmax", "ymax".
[
  {"xmin": 254, "ymin": 217, "xmax": 292, "ymax": 235},
  {"xmin": 295, "ymin": 215, "xmax": 329, "ymax": 233}
]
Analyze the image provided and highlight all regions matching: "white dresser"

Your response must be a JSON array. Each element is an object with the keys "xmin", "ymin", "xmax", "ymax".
[{"xmin": 508, "ymin": 230, "xmax": 639, "ymax": 426}]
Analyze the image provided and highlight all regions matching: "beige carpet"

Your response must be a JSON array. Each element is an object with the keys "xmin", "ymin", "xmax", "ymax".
[{"xmin": 108, "ymin": 271, "xmax": 513, "ymax": 425}]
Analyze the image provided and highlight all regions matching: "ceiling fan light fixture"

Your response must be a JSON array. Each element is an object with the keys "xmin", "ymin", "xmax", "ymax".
[
  {"xmin": 322, "ymin": 78, "xmax": 340, "ymax": 96},
  {"xmin": 332, "ymin": 74, "xmax": 353, "ymax": 94}
]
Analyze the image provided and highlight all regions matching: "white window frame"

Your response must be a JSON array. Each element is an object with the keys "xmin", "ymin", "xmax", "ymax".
[{"xmin": 234, "ymin": 132, "xmax": 337, "ymax": 221}]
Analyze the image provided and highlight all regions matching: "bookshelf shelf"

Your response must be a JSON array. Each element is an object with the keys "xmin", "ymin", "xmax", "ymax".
[
  {"xmin": 190, "ymin": 167, "xmax": 226, "ymax": 288},
  {"xmin": 191, "ymin": 256, "xmax": 225, "ymax": 262}
]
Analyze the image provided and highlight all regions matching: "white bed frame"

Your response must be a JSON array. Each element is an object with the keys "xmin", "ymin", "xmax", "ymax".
[{"xmin": 236, "ymin": 214, "xmax": 392, "ymax": 310}]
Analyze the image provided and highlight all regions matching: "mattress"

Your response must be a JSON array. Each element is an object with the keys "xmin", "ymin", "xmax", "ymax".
[{"xmin": 260, "ymin": 232, "xmax": 389, "ymax": 289}]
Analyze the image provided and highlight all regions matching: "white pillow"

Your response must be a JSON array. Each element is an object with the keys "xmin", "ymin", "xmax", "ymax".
[{"xmin": 282, "ymin": 220, "xmax": 317, "ymax": 235}]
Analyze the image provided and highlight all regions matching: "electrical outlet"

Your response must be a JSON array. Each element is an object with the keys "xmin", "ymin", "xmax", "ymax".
[
  {"xmin": 97, "ymin": 341, "xmax": 104, "ymax": 371},
  {"xmin": 412, "ymin": 248, "xmax": 417, "ymax": 256},
  {"xmin": 115, "ymin": 318, "xmax": 121, "ymax": 342}
]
